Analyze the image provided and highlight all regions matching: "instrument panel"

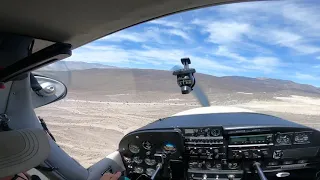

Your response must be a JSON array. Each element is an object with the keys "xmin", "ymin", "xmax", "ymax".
[
  {"xmin": 119, "ymin": 129, "xmax": 184, "ymax": 179},
  {"xmin": 119, "ymin": 124, "xmax": 320, "ymax": 180}
]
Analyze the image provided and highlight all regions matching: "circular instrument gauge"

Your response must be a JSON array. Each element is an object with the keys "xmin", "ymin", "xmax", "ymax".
[
  {"xmin": 133, "ymin": 156, "xmax": 143, "ymax": 164},
  {"xmin": 210, "ymin": 129, "xmax": 220, "ymax": 137},
  {"xmin": 123, "ymin": 156, "xmax": 131, "ymax": 163},
  {"xmin": 134, "ymin": 167, "xmax": 144, "ymax": 174},
  {"xmin": 129, "ymin": 144, "xmax": 140, "ymax": 154},
  {"xmin": 283, "ymin": 135, "xmax": 291, "ymax": 143},
  {"xmin": 146, "ymin": 168, "xmax": 155, "ymax": 176},
  {"xmin": 275, "ymin": 134, "xmax": 291, "ymax": 145},
  {"xmin": 145, "ymin": 158, "xmax": 156, "ymax": 166},
  {"xmin": 142, "ymin": 141, "xmax": 152, "ymax": 150},
  {"xmin": 294, "ymin": 133, "xmax": 309, "ymax": 143},
  {"xmin": 163, "ymin": 143, "xmax": 176, "ymax": 153}
]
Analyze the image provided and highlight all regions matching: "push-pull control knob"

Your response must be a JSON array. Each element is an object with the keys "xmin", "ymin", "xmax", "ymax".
[
  {"xmin": 253, "ymin": 162, "xmax": 268, "ymax": 180},
  {"xmin": 202, "ymin": 174, "xmax": 207, "ymax": 180},
  {"xmin": 228, "ymin": 175, "xmax": 235, "ymax": 180}
]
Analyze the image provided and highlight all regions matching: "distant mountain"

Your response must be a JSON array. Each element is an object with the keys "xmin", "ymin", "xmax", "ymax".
[
  {"xmin": 38, "ymin": 61, "xmax": 117, "ymax": 71},
  {"xmin": 62, "ymin": 68, "xmax": 320, "ymax": 96}
]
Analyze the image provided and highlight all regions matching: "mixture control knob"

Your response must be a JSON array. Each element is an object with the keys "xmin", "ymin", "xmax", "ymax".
[
  {"xmin": 228, "ymin": 175, "xmax": 235, "ymax": 180},
  {"xmin": 203, "ymin": 174, "xmax": 207, "ymax": 180}
]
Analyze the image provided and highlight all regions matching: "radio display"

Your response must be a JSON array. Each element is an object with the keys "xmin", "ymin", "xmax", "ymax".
[
  {"xmin": 230, "ymin": 137, "xmax": 247, "ymax": 143},
  {"xmin": 229, "ymin": 134, "xmax": 272, "ymax": 144}
]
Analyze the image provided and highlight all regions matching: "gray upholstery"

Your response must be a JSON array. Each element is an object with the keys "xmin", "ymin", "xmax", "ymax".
[
  {"xmin": 0, "ymin": 129, "xmax": 50, "ymax": 178},
  {"xmin": 0, "ymin": 0, "xmax": 251, "ymax": 50}
]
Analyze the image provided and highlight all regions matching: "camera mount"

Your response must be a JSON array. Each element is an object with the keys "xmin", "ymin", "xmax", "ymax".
[{"xmin": 172, "ymin": 58, "xmax": 196, "ymax": 94}]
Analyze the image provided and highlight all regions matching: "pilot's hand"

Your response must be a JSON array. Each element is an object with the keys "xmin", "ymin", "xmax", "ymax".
[{"xmin": 101, "ymin": 172, "xmax": 121, "ymax": 180}]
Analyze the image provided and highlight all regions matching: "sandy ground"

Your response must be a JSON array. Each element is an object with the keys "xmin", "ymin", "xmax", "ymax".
[{"xmin": 35, "ymin": 94, "xmax": 320, "ymax": 168}]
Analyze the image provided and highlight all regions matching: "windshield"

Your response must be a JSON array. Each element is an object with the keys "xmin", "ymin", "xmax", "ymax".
[{"xmin": 35, "ymin": 0, "xmax": 320, "ymax": 168}]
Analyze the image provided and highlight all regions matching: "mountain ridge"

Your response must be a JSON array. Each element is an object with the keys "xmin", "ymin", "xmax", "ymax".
[
  {"xmin": 38, "ymin": 61, "xmax": 117, "ymax": 71},
  {"xmin": 39, "ymin": 61, "xmax": 320, "ymax": 96},
  {"xmin": 42, "ymin": 68, "xmax": 320, "ymax": 96}
]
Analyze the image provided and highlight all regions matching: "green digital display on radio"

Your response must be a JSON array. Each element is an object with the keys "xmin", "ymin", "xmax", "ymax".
[
  {"xmin": 230, "ymin": 137, "xmax": 247, "ymax": 143},
  {"xmin": 230, "ymin": 134, "xmax": 271, "ymax": 144}
]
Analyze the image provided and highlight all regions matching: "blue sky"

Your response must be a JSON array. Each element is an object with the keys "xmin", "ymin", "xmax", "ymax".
[{"xmin": 66, "ymin": 0, "xmax": 320, "ymax": 86}]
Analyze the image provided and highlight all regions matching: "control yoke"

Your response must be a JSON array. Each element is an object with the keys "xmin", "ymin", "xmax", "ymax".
[
  {"xmin": 150, "ymin": 153, "xmax": 166, "ymax": 180},
  {"xmin": 173, "ymin": 58, "xmax": 196, "ymax": 94},
  {"xmin": 253, "ymin": 162, "xmax": 268, "ymax": 180}
]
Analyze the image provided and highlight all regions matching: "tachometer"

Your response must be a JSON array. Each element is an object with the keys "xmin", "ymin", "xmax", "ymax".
[{"xmin": 129, "ymin": 144, "xmax": 140, "ymax": 153}]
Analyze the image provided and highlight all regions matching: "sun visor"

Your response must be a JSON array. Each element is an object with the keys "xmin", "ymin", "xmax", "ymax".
[{"xmin": 0, "ymin": 33, "xmax": 71, "ymax": 82}]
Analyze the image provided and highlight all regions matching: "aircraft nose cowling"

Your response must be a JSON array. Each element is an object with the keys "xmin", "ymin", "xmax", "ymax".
[{"xmin": 172, "ymin": 106, "xmax": 254, "ymax": 116}]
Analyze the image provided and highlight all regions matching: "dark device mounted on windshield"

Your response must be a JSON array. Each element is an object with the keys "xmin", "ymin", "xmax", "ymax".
[{"xmin": 173, "ymin": 58, "xmax": 196, "ymax": 94}]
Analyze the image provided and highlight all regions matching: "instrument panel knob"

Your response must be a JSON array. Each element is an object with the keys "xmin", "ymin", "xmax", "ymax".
[
  {"xmin": 228, "ymin": 175, "xmax": 235, "ymax": 180},
  {"xmin": 202, "ymin": 174, "xmax": 207, "ymax": 180},
  {"xmin": 273, "ymin": 150, "xmax": 283, "ymax": 159}
]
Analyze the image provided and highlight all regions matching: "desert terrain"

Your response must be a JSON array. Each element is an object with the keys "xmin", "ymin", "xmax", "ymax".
[{"xmin": 35, "ymin": 67, "xmax": 320, "ymax": 168}]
